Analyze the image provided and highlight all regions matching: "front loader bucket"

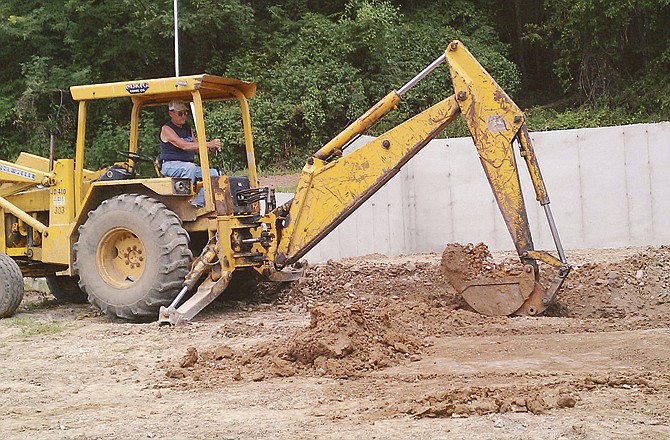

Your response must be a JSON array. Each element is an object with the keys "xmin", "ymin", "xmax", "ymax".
[{"xmin": 440, "ymin": 243, "xmax": 552, "ymax": 316}]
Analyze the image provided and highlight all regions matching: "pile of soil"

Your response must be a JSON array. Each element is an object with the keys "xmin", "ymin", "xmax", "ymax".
[
  {"xmin": 439, "ymin": 242, "xmax": 522, "ymax": 285},
  {"xmin": 161, "ymin": 243, "xmax": 670, "ymax": 417}
]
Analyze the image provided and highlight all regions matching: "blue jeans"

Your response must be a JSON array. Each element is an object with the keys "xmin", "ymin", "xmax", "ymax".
[{"xmin": 161, "ymin": 161, "xmax": 219, "ymax": 207}]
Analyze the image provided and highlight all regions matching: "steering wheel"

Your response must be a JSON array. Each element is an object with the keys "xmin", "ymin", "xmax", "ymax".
[{"xmin": 117, "ymin": 151, "xmax": 160, "ymax": 176}]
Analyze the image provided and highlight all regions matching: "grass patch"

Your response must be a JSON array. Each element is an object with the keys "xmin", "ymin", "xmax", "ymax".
[{"xmin": 12, "ymin": 316, "xmax": 64, "ymax": 337}]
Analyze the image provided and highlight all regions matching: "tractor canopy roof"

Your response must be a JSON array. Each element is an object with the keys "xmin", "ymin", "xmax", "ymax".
[{"xmin": 70, "ymin": 74, "xmax": 256, "ymax": 105}]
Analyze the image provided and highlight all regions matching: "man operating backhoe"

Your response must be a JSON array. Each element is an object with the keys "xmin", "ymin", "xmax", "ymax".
[{"xmin": 159, "ymin": 100, "xmax": 221, "ymax": 208}]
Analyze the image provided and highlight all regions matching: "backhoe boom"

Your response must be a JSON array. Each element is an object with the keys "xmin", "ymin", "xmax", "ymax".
[{"xmin": 269, "ymin": 40, "xmax": 570, "ymax": 316}]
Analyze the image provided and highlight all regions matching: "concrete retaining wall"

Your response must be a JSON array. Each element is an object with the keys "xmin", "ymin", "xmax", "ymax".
[{"xmin": 277, "ymin": 122, "xmax": 670, "ymax": 263}]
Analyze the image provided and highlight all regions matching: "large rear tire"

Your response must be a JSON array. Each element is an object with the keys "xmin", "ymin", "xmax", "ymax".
[
  {"xmin": 0, "ymin": 252, "xmax": 24, "ymax": 318},
  {"xmin": 46, "ymin": 275, "xmax": 88, "ymax": 303},
  {"xmin": 73, "ymin": 194, "xmax": 192, "ymax": 321}
]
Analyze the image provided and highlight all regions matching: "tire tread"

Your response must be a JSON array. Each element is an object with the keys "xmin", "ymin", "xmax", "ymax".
[{"xmin": 0, "ymin": 253, "xmax": 24, "ymax": 318}]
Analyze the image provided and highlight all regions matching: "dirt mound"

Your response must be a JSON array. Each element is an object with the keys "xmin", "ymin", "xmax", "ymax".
[
  {"xmin": 557, "ymin": 246, "xmax": 670, "ymax": 319},
  {"xmin": 440, "ymin": 242, "xmax": 521, "ymax": 284},
  {"xmin": 160, "ymin": 244, "xmax": 670, "ymax": 389},
  {"xmin": 165, "ymin": 299, "xmax": 428, "ymax": 385}
]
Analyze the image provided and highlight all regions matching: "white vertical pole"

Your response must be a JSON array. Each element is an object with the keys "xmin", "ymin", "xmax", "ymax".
[{"xmin": 173, "ymin": 0, "xmax": 180, "ymax": 76}]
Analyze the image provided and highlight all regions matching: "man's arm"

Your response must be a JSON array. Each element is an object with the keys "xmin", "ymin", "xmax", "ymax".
[{"xmin": 161, "ymin": 125, "xmax": 221, "ymax": 151}]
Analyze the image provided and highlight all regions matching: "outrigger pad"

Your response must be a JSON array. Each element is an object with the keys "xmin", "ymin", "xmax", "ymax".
[{"xmin": 158, "ymin": 271, "xmax": 233, "ymax": 325}]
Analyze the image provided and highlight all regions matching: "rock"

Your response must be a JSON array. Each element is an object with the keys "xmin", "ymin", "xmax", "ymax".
[
  {"xmin": 165, "ymin": 369, "xmax": 185, "ymax": 379},
  {"xmin": 270, "ymin": 357, "xmax": 297, "ymax": 377},
  {"xmin": 180, "ymin": 347, "xmax": 198, "ymax": 368},
  {"xmin": 607, "ymin": 271, "xmax": 620, "ymax": 282},
  {"xmin": 499, "ymin": 401, "xmax": 512, "ymax": 413},
  {"xmin": 557, "ymin": 395, "xmax": 577, "ymax": 408},
  {"xmin": 231, "ymin": 368, "xmax": 242, "ymax": 381},
  {"xmin": 214, "ymin": 346, "xmax": 234, "ymax": 360},
  {"xmin": 393, "ymin": 342, "xmax": 409, "ymax": 354},
  {"xmin": 526, "ymin": 396, "xmax": 546, "ymax": 414}
]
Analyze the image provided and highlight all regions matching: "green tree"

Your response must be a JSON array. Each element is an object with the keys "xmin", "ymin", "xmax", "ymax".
[
  {"xmin": 211, "ymin": 0, "xmax": 520, "ymax": 170},
  {"xmin": 2, "ymin": 0, "xmax": 668, "ymax": 171},
  {"xmin": 534, "ymin": 0, "xmax": 670, "ymax": 112}
]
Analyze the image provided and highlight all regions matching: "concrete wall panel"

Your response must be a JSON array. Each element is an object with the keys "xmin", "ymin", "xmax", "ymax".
[
  {"xmin": 623, "ymin": 124, "xmax": 653, "ymax": 243},
  {"xmin": 278, "ymin": 122, "xmax": 670, "ymax": 263}
]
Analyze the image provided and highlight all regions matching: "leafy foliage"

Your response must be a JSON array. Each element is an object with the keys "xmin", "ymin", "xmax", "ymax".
[{"xmin": 0, "ymin": 0, "xmax": 668, "ymax": 170}]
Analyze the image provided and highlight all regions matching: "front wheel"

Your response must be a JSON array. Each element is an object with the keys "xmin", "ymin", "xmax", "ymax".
[
  {"xmin": 73, "ymin": 194, "xmax": 192, "ymax": 321},
  {"xmin": 0, "ymin": 252, "xmax": 24, "ymax": 318}
]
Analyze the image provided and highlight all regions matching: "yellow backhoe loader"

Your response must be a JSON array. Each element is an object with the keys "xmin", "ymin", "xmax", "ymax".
[{"xmin": 0, "ymin": 41, "xmax": 570, "ymax": 323}]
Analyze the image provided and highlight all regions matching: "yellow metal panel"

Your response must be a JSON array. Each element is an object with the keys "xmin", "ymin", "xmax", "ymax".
[
  {"xmin": 5, "ymin": 248, "xmax": 25, "ymax": 257},
  {"xmin": 2, "ymin": 187, "xmax": 50, "ymax": 211},
  {"xmin": 117, "ymin": 177, "xmax": 184, "ymax": 196},
  {"xmin": 71, "ymin": 75, "xmax": 202, "ymax": 100},
  {"xmin": 70, "ymin": 74, "xmax": 256, "ymax": 101},
  {"xmin": 49, "ymin": 160, "xmax": 76, "ymax": 227},
  {"xmin": 14, "ymin": 152, "xmax": 51, "ymax": 172},
  {"xmin": 41, "ymin": 224, "xmax": 71, "ymax": 264}
]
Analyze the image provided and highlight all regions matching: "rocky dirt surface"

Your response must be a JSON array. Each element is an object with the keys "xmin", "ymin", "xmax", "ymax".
[
  {"xmin": 1, "ymin": 245, "xmax": 669, "ymax": 439},
  {"xmin": 258, "ymin": 173, "xmax": 300, "ymax": 190}
]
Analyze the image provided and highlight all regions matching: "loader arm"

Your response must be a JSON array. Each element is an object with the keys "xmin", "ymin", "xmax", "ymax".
[{"xmin": 270, "ymin": 40, "xmax": 570, "ymax": 316}]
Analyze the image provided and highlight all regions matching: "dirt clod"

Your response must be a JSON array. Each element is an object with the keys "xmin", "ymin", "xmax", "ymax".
[{"xmin": 180, "ymin": 346, "xmax": 198, "ymax": 368}]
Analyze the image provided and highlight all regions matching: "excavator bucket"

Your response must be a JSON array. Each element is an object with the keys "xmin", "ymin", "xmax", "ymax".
[{"xmin": 440, "ymin": 243, "xmax": 554, "ymax": 316}]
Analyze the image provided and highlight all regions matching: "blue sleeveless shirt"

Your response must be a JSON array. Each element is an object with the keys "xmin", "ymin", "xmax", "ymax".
[{"xmin": 159, "ymin": 120, "xmax": 196, "ymax": 162}]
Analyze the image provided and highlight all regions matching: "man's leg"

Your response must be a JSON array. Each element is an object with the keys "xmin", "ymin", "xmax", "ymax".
[
  {"xmin": 194, "ymin": 167, "xmax": 220, "ymax": 179},
  {"xmin": 161, "ymin": 161, "xmax": 203, "ymax": 206},
  {"xmin": 161, "ymin": 161, "xmax": 198, "ymax": 180},
  {"xmin": 192, "ymin": 166, "xmax": 221, "ymax": 208}
]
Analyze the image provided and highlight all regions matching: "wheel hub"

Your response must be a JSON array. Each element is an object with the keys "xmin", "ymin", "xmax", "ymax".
[
  {"xmin": 97, "ymin": 228, "xmax": 146, "ymax": 288},
  {"xmin": 122, "ymin": 244, "xmax": 143, "ymax": 269}
]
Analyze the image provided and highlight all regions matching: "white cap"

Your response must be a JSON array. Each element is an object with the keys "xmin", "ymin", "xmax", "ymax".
[{"xmin": 168, "ymin": 100, "xmax": 188, "ymax": 111}]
